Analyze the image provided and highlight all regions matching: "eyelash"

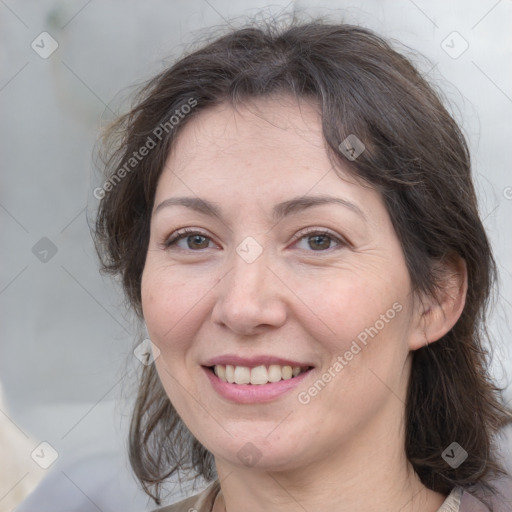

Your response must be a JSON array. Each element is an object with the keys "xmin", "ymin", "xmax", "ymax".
[{"xmin": 163, "ymin": 227, "xmax": 347, "ymax": 253}]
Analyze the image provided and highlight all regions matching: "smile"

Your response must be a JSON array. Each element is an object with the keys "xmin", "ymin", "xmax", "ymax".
[
  {"xmin": 211, "ymin": 364, "xmax": 310, "ymax": 385},
  {"xmin": 202, "ymin": 357, "xmax": 314, "ymax": 404}
]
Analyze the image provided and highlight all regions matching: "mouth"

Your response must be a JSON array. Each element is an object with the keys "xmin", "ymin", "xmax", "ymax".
[
  {"xmin": 206, "ymin": 364, "xmax": 313, "ymax": 385},
  {"xmin": 201, "ymin": 358, "xmax": 314, "ymax": 403}
]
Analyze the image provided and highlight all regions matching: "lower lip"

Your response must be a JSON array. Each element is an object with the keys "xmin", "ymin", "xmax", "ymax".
[{"xmin": 203, "ymin": 367, "xmax": 312, "ymax": 404}]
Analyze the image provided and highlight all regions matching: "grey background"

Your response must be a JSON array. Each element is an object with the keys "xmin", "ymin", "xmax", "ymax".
[{"xmin": 1, "ymin": 0, "xmax": 511, "ymax": 510}]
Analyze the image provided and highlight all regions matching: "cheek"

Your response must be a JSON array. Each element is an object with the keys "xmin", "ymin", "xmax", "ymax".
[
  {"xmin": 141, "ymin": 265, "xmax": 181, "ymax": 348},
  {"xmin": 140, "ymin": 262, "xmax": 216, "ymax": 355},
  {"xmin": 293, "ymin": 265, "xmax": 408, "ymax": 352},
  {"xmin": 141, "ymin": 266, "xmax": 205, "ymax": 413}
]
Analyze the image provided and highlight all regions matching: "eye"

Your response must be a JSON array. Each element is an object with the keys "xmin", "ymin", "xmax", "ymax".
[
  {"xmin": 292, "ymin": 229, "xmax": 346, "ymax": 252},
  {"xmin": 163, "ymin": 228, "xmax": 215, "ymax": 251},
  {"xmin": 163, "ymin": 227, "xmax": 347, "ymax": 253}
]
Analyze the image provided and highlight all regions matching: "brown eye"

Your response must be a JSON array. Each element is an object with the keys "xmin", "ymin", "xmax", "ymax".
[
  {"xmin": 294, "ymin": 229, "xmax": 345, "ymax": 252},
  {"xmin": 307, "ymin": 234, "xmax": 333, "ymax": 250}
]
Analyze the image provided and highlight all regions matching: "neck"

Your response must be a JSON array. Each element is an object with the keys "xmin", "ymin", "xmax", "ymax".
[
  {"xmin": 214, "ymin": 460, "xmax": 445, "ymax": 512},
  {"xmin": 213, "ymin": 405, "xmax": 447, "ymax": 512}
]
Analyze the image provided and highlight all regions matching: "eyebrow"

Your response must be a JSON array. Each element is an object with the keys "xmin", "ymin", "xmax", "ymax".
[{"xmin": 153, "ymin": 194, "xmax": 366, "ymax": 222}]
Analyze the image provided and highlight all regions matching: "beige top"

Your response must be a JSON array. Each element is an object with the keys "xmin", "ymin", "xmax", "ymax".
[{"xmin": 155, "ymin": 481, "xmax": 463, "ymax": 512}]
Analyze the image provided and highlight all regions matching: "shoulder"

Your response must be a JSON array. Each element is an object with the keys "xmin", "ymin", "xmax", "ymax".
[
  {"xmin": 152, "ymin": 481, "xmax": 221, "ymax": 512},
  {"xmin": 459, "ymin": 476, "xmax": 512, "ymax": 512}
]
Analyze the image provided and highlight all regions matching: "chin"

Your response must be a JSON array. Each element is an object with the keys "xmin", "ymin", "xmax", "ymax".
[{"xmin": 199, "ymin": 428, "xmax": 310, "ymax": 472}]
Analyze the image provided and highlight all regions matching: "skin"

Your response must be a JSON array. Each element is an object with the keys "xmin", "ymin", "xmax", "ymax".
[{"xmin": 141, "ymin": 95, "xmax": 467, "ymax": 511}]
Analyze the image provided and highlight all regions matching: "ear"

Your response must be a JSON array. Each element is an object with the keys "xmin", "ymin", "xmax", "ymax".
[{"xmin": 409, "ymin": 255, "xmax": 468, "ymax": 351}]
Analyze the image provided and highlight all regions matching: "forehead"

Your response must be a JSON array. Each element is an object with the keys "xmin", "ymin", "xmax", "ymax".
[
  {"xmin": 154, "ymin": 96, "xmax": 380, "ymax": 215},
  {"xmin": 170, "ymin": 96, "xmax": 326, "ymax": 163}
]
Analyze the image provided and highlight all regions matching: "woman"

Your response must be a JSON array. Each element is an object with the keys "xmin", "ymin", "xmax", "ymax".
[{"xmin": 94, "ymin": 18, "xmax": 512, "ymax": 512}]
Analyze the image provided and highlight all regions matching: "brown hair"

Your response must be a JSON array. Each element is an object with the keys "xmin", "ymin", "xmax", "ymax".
[{"xmin": 94, "ymin": 16, "xmax": 512, "ymax": 506}]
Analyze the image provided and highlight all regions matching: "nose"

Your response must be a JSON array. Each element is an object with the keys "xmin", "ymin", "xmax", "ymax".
[{"xmin": 210, "ymin": 244, "xmax": 288, "ymax": 336}]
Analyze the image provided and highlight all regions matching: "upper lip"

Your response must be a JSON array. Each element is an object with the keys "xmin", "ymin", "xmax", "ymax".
[{"xmin": 203, "ymin": 355, "xmax": 313, "ymax": 368}]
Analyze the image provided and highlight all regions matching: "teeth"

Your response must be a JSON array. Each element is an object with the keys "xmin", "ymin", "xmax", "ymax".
[
  {"xmin": 212, "ymin": 364, "xmax": 306, "ymax": 384},
  {"xmin": 215, "ymin": 364, "xmax": 226, "ymax": 381},
  {"xmin": 268, "ymin": 364, "xmax": 283, "ymax": 382},
  {"xmin": 234, "ymin": 365, "xmax": 251, "ymax": 384},
  {"xmin": 250, "ymin": 365, "xmax": 268, "ymax": 385},
  {"xmin": 281, "ymin": 365, "xmax": 293, "ymax": 379},
  {"xmin": 225, "ymin": 364, "xmax": 235, "ymax": 383}
]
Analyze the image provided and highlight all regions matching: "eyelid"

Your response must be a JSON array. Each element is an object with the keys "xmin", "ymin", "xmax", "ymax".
[{"xmin": 291, "ymin": 226, "xmax": 346, "ymax": 244}]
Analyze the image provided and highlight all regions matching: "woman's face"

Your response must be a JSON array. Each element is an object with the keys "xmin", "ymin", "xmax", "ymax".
[{"xmin": 141, "ymin": 96, "xmax": 424, "ymax": 472}]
